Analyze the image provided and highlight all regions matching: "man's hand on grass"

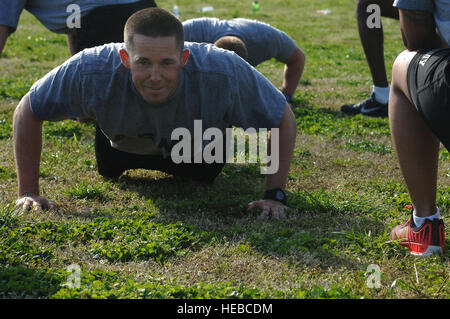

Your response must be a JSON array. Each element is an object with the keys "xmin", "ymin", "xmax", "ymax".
[
  {"xmin": 247, "ymin": 199, "xmax": 287, "ymax": 219},
  {"xmin": 15, "ymin": 193, "xmax": 55, "ymax": 211}
]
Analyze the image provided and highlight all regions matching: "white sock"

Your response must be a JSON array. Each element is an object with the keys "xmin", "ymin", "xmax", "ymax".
[
  {"xmin": 372, "ymin": 85, "xmax": 390, "ymax": 104},
  {"xmin": 413, "ymin": 208, "xmax": 440, "ymax": 228}
]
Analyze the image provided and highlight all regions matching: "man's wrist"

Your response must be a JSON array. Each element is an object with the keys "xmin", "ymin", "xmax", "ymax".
[
  {"xmin": 19, "ymin": 191, "xmax": 38, "ymax": 198},
  {"xmin": 263, "ymin": 188, "xmax": 287, "ymax": 205},
  {"xmin": 283, "ymin": 93, "xmax": 293, "ymax": 103}
]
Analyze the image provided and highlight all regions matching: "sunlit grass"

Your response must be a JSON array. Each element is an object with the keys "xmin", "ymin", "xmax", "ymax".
[{"xmin": 0, "ymin": 0, "xmax": 448, "ymax": 299}]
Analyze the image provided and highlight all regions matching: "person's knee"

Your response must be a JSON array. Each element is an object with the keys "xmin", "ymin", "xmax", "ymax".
[{"xmin": 391, "ymin": 50, "xmax": 415, "ymax": 93}]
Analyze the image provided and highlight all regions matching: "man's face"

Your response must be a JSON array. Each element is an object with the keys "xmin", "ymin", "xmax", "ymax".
[{"xmin": 120, "ymin": 34, "xmax": 188, "ymax": 104}]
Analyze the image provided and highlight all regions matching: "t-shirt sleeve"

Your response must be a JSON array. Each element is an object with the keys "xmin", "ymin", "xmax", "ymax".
[
  {"xmin": 270, "ymin": 28, "xmax": 297, "ymax": 63},
  {"xmin": 183, "ymin": 18, "xmax": 212, "ymax": 43},
  {"xmin": 393, "ymin": 0, "xmax": 434, "ymax": 12},
  {"xmin": 182, "ymin": 19, "xmax": 194, "ymax": 41},
  {"xmin": 29, "ymin": 56, "xmax": 88, "ymax": 121},
  {"xmin": 228, "ymin": 58, "xmax": 286, "ymax": 130},
  {"xmin": 0, "ymin": 0, "xmax": 26, "ymax": 33}
]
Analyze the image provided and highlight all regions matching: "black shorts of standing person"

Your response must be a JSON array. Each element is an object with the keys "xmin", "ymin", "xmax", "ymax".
[
  {"xmin": 68, "ymin": 0, "xmax": 157, "ymax": 54},
  {"xmin": 406, "ymin": 49, "xmax": 450, "ymax": 150}
]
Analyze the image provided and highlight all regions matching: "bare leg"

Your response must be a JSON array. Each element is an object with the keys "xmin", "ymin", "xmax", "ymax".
[
  {"xmin": 389, "ymin": 50, "xmax": 439, "ymax": 217},
  {"xmin": 357, "ymin": 0, "xmax": 399, "ymax": 87}
]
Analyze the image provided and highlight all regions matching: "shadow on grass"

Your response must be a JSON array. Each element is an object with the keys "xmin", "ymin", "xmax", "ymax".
[
  {"xmin": 112, "ymin": 165, "xmax": 392, "ymax": 269},
  {"xmin": 0, "ymin": 266, "xmax": 63, "ymax": 298},
  {"xmin": 292, "ymin": 100, "xmax": 391, "ymax": 139}
]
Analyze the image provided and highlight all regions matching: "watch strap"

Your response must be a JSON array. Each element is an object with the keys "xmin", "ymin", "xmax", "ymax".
[{"xmin": 263, "ymin": 188, "xmax": 287, "ymax": 205}]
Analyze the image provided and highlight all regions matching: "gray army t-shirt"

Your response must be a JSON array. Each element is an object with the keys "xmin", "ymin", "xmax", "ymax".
[
  {"xmin": 394, "ymin": 0, "xmax": 450, "ymax": 46},
  {"xmin": 29, "ymin": 42, "xmax": 286, "ymax": 156},
  {"xmin": 183, "ymin": 17, "xmax": 297, "ymax": 67}
]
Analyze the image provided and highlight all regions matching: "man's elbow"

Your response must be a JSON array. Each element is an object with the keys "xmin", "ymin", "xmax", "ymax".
[
  {"xmin": 283, "ymin": 103, "xmax": 297, "ymax": 135},
  {"xmin": 298, "ymin": 47, "xmax": 306, "ymax": 65},
  {"xmin": 286, "ymin": 47, "xmax": 305, "ymax": 69},
  {"xmin": 13, "ymin": 93, "xmax": 39, "ymax": 128}
]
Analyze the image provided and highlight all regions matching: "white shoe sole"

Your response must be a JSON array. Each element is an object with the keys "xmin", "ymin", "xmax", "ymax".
[{"xmin": 410, "ymin": 245, "xmax": 443, "ymax": 257}]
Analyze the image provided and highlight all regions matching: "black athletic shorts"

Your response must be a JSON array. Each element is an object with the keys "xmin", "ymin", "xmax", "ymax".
[
  {"xmin": 73, "ymin": 0, "xmax": 157, "ymax": 53},
  {"xmin": 407, "ymin": 48, "xmax": 450, "ymax": 151},
  {"xmin": 94, "ymin": 126, "xmax": 226, "ymax": 183}
]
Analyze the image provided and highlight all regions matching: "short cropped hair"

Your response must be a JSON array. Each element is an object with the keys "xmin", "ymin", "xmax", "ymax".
[
  {"xmin": 214, "ymin": 36, "xmax": 248, "ymax": 62},
  {"xmin": 124, "ymin": 8, "xmax": 184, "ymax": 53}
]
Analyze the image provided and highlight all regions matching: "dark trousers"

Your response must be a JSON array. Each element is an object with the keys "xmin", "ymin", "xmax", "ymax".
[
  {"xmin": 72, "ymin": 0, "xmax": 157, "ymax": 53},
  {"xmin": 94, "ymin": 126, "xmax": 226, "ymax": 183}
]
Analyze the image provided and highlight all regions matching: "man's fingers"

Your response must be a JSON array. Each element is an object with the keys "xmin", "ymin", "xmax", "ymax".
[
  {"xmin": 273, "ymin": 206, "xmax": 286, "ymax": 219},
  {"xmin": 248, "ymin": 200, "xmax": 287, "ymax": 220},
  {"xmin": 15, "ymin": 195, "xmax": 56, "ymax": 211},
  {"xmin": 47, "ymin": 201, "xmax": 56, "ymax": 210},
  {"xmin": 23, "ymin": 198, "xmax": 34, "ymax": 210},
  {"xmin": 15, "ymin": 198, "xmax": 24, "ymax": 207},
  {"xmin": 32, "ymin": 201, "xmax": 43, "ymax": 211},
  {"xmin": 42, "ymin": 200, "xmax": 56, "ymax": 210},
  {"xmin": 247, "ymin": 201, "xmax": 257, "ymax": 210},
  {"xmin": 259, "ymin": 206, "xmax": 270, "ymax": 219}
]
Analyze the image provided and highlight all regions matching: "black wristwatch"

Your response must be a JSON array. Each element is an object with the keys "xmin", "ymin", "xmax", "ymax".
[
  {"xmin": 283, "ymin": 93, "xmax": 293, "ymax": 104},
  {"xmin": 263, "ymin": 188, "xmax": 287, "ymax": 205}
]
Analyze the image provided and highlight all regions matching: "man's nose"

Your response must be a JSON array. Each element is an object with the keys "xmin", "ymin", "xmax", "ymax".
[{"xmin": 149, "ymin": 65, "xmax": 162, "ymax": 81}]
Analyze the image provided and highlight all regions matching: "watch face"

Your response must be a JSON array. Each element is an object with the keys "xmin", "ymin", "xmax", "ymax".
[{"xmin": 276, "ymin": 190, "xmax": 284, "ymax": 201}]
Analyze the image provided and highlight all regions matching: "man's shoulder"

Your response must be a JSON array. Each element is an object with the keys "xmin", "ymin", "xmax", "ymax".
[
  {"xmin": 183, "ymin": 41, "xmax": 248, "ymax": 76},
  {"xmin": 76, "ymin": 43, "xmax": 124, "ymax": 75},
  {"xmin": 33, "ymin": 42, "xmax": 126, "ymax": 95}
]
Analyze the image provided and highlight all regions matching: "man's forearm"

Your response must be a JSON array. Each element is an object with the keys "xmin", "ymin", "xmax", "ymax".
[
  {"xmin": 13, "ymin": 94, "xmax": 43, "ymax": 196},
  {"xmin": 0, "ymin": 25, "xmax": 10, "ymax": 57},
  {"xmin": 265, "ymin": 103, "xmax": 297, "ymax": 190},
  {"xmin": 282, "ymin": 47, "xmax": 305, "ymax": 97}
]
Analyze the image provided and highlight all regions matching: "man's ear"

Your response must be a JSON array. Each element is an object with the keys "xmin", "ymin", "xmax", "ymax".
[
  {"xmin": 181, "ymin": 49, "xmax": 189, "ymax": 67},
  {"xmin": 119, "ymin": 48, "xmax": 131, "ymax": 69}
]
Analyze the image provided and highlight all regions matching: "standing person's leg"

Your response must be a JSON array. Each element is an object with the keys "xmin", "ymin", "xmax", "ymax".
[
  {"xmin": 358, "ymin": 0, "xmax": 398, "ymax": 89},
  {"xmin": 389, "ymin": 50, "xmax": 439, "ymax": 217},
  {"xmin": 341, "ymin": 0, "xmax": 398, "ymax": 118},
  {"xmin": 389, "ymin": 49, "xmax": 449, "ymax": 256},
  {"xmin": 72, "ymin": 0, "xmax": 158, "ymax": 53}
]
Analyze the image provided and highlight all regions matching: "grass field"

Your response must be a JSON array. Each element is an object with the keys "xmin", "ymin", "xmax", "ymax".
[{"xmin": 0, "ymin": 0, "xmax": 449, "ymax": 299}]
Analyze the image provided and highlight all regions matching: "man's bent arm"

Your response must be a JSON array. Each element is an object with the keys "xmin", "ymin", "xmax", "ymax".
[
  {"xmin": 13, "ymin": 93, "xmax": 43, "ymax": 197},
  {"xmin": 281, "ymin": 47, "xmax": 305, "ymax": 98},
  {"xmin": 265, "ymin": 102, "xmax": 297, "ymax": 190},
  {"xmin": 0, "ymin": 25, "xmax": 10, "ymax": 57}
]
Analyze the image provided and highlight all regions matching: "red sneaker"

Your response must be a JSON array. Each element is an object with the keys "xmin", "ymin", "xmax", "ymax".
[{"xmin": 391, "ymin": 215, "xmax": 445, "ymax": 257}]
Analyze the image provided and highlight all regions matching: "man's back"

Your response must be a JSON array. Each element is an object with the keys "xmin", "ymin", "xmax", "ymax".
[{"xmin": 183, "ymin": 17, "xmax": 297, "ymax": 66}]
